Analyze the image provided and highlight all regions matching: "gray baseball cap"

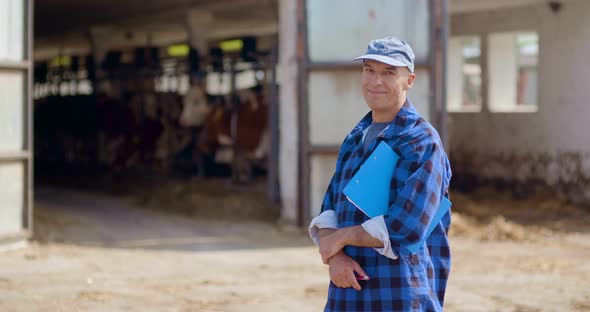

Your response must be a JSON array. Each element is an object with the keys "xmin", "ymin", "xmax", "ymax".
[{"xmin": 354, "ymin": 36, "xmax": 415, "ymax": 73}]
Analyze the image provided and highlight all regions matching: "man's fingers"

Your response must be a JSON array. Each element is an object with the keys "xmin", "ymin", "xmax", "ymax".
[
  {"xmin": 328, "ymin": 254, "xmax": 366, "ymax": 290},
  {"xmin": 353, "ymin": 262, "xmax": 370, "ymax": 280},
  {"xmin": 333, "ymin": 277, "xmax": 347, "ymax": 288},
  {"xmin": 347, "ymin": 271, "xmax": 362, "ymax": 291},
  {"xmin": 334, "ymin": 270, "xmax": 352, "ymax": 289}
]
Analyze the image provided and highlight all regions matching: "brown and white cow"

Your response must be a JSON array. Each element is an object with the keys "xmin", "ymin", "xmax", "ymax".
[
  {"xmin": 179, "ymin": 84, "xmax": 211, "ymax": 128},
  {"xmin": 179, "ymin": 84, "xmax": 269, "ymax": 182}
]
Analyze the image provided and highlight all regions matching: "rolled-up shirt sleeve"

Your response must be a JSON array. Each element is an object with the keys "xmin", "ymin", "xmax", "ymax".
[
  {"xmin": 308, "ymin": 173, "xmax": 339, "ymax": 246},
  {"xmin": 361, "ymin": 215, "xmax": 398, "ymax": 259},
  {"xmin": 308, "ymin": 210, "xmax": 338, "ymax": 246}
]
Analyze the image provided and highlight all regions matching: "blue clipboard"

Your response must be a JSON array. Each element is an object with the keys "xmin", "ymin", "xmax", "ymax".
[
  {"xmin": 342, "ymin": 141, "xmax": 452, "ymax": 253},
  {"xmin": 343, "ymin": 141, "xmax": 399, "ymax": 218},
  {"xmin": 405, "ymin": 196, "xmax": 451, "ymax": 253}
]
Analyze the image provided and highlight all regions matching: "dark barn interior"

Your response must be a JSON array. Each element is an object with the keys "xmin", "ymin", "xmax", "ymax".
[{"xmin": 33, "ymin": 0, "xmax": 281, "ymax": 220}]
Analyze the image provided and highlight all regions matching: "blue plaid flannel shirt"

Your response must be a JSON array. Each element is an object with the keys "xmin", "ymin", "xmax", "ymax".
[{"xmin": 320, "ymin": 99, "xmax": 452, "ymax": 312}]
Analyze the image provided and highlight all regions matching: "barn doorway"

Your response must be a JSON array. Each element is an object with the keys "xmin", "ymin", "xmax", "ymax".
[{"xmin": 32, "ymin": 0, "xmax": 281, "ymax": 244}]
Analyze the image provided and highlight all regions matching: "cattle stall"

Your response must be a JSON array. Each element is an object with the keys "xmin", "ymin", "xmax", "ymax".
[{"xmin": 31, "ymin": 0, "xmax": 281, "ymax": 225}]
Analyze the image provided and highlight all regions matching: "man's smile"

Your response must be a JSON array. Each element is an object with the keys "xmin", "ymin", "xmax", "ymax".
[{"xmin": 367, "ymin": 89, "xmax": 387, "ymax": 95}]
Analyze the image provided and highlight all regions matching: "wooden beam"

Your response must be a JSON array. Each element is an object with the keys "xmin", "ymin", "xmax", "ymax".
[
  {"xmin": 36, "ymin": 0, "xmax": 277, "ymax": 39},
  {"xmin": 0, "ymin": 151, "xmax": 30, "ymax": 161},
  {"xmin": 0, "ymin": 61, "xmax": 29, "ymax": 71}
]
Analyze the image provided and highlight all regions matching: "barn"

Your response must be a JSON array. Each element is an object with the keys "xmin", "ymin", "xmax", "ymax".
[{"xmin": 1, "ymin": 0, "xmax": 588, "ymax": 249}]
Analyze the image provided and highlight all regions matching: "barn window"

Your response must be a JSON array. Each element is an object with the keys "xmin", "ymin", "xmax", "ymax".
[
  {"xmin": 488, "ymin": 31, "xmax": 538, "ymax": 112},
  {"xmin": 447, "ymin": 36, "xmax": 482, "ymax": 112}
]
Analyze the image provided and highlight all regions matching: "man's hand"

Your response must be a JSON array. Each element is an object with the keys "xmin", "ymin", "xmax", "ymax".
[
  {"xmin": 319, "ymin": 226, "xmax": 385, "ymax": 264},
  {"xmin": 328, "ymin": 251, "xmax": 369, "ymax": 291},
  {"xmin": 319, "ymin": 231, "xmax": 345, "ymax": 264}
]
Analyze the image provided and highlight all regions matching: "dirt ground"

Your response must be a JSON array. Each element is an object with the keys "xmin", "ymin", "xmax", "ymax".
[{"xmin": 1, "ymin": 181, "xmax": 589, "ymax": 312}]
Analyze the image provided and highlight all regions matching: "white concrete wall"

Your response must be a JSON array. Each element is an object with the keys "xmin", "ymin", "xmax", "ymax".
[
  {"xmin": 447, "ymin": 38, "xmax": 464, "ymax": 112},
  {"xmin": 277, "ymin": 0, "xmax": 299, "ymax": 224},
  {"xmin": 488, "ymin": 33, "xmax": 518, "ymax": 112},
  {"xmin": 449, "ymin": 0, "xmax": 590, "ymax": 203}
]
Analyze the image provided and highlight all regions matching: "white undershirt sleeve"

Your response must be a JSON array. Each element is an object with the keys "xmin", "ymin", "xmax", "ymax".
[
  {"xmin": 308, "ymin": 210, "xmax": 338, "ymax": 246},
  {"xmin": 361, "ymin": 215, "xmax": 398, "ymax": 260}
]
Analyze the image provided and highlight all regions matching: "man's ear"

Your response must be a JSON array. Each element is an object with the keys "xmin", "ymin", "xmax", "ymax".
[{"xmin": 405, "ymin": 73, "xmax": 416, "ymax": 90}]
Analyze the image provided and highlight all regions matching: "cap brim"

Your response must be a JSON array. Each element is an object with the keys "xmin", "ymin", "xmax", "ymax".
[{"xmin": 353, "ymin": 54, "xmax": 412, "ymax": 72}]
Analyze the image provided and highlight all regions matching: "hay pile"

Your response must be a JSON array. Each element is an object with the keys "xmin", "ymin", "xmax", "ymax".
[
  {"xmin": 449, "ymin": 187, "xmax": 589, "ymax": 242},
  {"xmin": 134, "ymin": 178, "xmax": 280, "ymax": 221}
]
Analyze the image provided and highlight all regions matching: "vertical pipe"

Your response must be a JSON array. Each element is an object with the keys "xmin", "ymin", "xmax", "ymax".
[
  {"xmin": 25, "ymin": 0, "xmax": 34, "ymax": 239},
  {"xmin": 268, "ymin": 36, "xmax": 280, "ymax": 203},
  {"xmin": 428, "ymin": 0, "xmax": 436, "ymax": 134},
  {"xmin": 229, "ymin": 57, "xmax": 239, "ymax": 182},
  {"xmin": 296, "ymin": 0, "xmax": 310, "ymax": 226},
  {"xmin": 441, "ymin": 0, "xmax": 449, "ymax": 149},
  {"xmin": 480, "ymin": 33, "xmax": 489, "ymax": 115},
  {"xmin": 88, "ymin": 32, "xmax": 100, "ymax": 97},
  {"xmin": 430, "ymin": 0, "xmax": 449, "ymax": 148}
]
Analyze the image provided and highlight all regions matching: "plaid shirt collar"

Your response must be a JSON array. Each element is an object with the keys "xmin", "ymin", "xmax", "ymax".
[{"xmin": 349, "ymin": 98, "xmax": 419, "ymax": 140}]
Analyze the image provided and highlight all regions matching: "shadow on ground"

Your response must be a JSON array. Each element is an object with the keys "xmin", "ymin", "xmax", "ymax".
[{"xmin": 33, "ymin": 184, "xmax": 309, "ymax": 253}]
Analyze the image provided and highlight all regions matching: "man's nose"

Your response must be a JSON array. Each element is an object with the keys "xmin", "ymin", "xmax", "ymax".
[{"xmin": 374, "ymin": 74, "xmax": 384, "ymax": 85}]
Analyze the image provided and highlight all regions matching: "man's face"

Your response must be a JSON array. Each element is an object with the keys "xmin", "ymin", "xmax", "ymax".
[{"xmin": 361, "ymin": 59, "xmax": 415, "ymax": 113}]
